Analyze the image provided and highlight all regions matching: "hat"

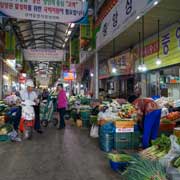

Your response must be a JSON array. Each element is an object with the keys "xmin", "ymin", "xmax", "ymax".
[{"xmin": 26, "ymin": 79, "xmax": 34, "ymax": 87}]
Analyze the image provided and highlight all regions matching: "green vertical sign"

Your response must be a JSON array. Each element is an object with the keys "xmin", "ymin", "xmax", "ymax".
[
  {"xmin": 80, "ymin": 16, "xmax": 93, "ymax": 39},
  {"xmin": 16, "ymin": 49, "xmax": 23, "ymax": 64},
  {"xmin": 70, "ymin": 37, "xmax": 79, "ymax": 64}
]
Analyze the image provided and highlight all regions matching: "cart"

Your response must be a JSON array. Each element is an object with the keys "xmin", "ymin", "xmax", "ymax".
[{"xmin": 40, "ymin": 95, "xmax": 58, "ymax": 127}]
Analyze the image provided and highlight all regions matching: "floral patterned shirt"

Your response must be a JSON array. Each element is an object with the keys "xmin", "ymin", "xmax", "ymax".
[{"xmin": 132, "ymin": 98, "xmax": 158, "ymax": 121}]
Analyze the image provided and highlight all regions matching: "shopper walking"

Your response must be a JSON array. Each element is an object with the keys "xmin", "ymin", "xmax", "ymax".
[
  {"xmin": 42, "ymin": 89, "xmax": 49, "ymax": 100},
  {"xmin": 128, "ymin": 95, "xmax": 161, "ymax": 149},
  {"xmin": 20, "ymin": 79, "xmax": 43, "ymax": 134},
  {"xmin": 57, "ymin": 84, "xmax": 67, "ymax": 129}
]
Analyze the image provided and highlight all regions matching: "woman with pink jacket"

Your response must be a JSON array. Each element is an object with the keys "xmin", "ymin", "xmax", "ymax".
[{"xmin": 57, "ymin": 84, "xmax": 67, "ymax": 129}]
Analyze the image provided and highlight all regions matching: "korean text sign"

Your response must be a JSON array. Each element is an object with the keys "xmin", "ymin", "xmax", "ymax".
[
  {"xmin": 134, "ymin": 23, "xmax": 180, "ymax": 71},
  {"xmin": 0, "ymin": 0, "xmax": 87, "ymax": 23}
]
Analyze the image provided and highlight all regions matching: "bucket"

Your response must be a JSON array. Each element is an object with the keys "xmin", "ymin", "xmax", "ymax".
[{"xmin": 109, "ymin": 160, "xmax": 128, "ymax": 171}]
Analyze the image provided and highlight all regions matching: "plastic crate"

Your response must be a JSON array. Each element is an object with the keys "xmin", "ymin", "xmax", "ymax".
[
  {"xmin": 99, "ymin": 132, "xmax": 114, "ymax": 152},
  {"xmin": 131, "ymin": 131, "xmax": 142, "ymax": 148},
  {"xmin": 114, "ymin": 132, "xmax": 142, "ymax": 151},
  {"xmin": 109, "ymin": 160, "xmax": 128, "ymax": 171},
  {"xmin": 114, "ymin": 132, "xmax": 131, "ymax": 142},
  {"xmin": 114, "ymin": 133, "xmax": 132, "ymax": 150},
  {"xmin": 82, "ymin": 119, "xmax": 90, "ymax": 128},
  {"xmin": 80, "ymin": 110, "xmax": 90, "ymax": 120},
  {"xmin": 0, "ymin": 135, "xmax": 10, "ymax": 142}
]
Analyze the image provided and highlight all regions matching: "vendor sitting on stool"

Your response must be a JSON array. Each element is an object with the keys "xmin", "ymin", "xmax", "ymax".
[{"xmin": 128, "ymin": 95, "xmax": 161, "ymax": 149}]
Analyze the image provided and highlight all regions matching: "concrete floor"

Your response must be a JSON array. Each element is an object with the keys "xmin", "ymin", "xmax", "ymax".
[{"xmin": 0, "ymin": 125, "xmax": 120, "ymax": 180}]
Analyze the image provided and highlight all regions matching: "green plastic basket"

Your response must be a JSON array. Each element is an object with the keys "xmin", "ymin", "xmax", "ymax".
[
  {"xmin": 82, "ymin": 120, "xmax": 90, "ymax": 128},
  {"xmin": 114, "ymin": 132, "xmax": 142, "ymax": 151},
  {"xmin": 80, "ymin": 110, "xmax": 90, "ymax": 120},
  {"xmin": 0, "ymin": 135, "xmax": 10, "ymax": 142}
]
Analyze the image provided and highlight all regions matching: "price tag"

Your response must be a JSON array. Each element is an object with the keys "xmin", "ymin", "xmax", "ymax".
[{"xmin": 116, "ymin": 128, "xmax": 134, "ymax": 133}]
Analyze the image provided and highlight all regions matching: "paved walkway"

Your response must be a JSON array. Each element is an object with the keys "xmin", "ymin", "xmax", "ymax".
[{"xmin": 0, "ymin": 125, "xmax": 120, "ymax": 180}]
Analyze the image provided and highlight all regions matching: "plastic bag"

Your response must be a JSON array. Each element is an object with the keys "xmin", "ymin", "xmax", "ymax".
[
  {"xmin": 90, "ymin": 124, "xmax": 99, "ymax": 138},
  {"xmin": 160, "ymin": 135, "xmax": 180, "ymax": 167},
  {"xmin": 8, "ymin": 130, "xmax": 21, "ymax": 142}
]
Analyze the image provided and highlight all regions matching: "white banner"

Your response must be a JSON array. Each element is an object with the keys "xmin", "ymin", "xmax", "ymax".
[
  {"xmin": 23, "ymin": 49, "xmax": 64, "ymax": 62},
  {"xmin": 0, "ymin": 0, "xmax": 87, "ymax": 23},
  {"xmin": 96, "ymin": 0, "xmax": 161, "ymax": 50}
]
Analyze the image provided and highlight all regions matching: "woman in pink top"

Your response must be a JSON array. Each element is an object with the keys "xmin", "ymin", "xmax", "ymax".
[{"xmin": 57, "ymin": 84, "xmax": 67, "ymax": 129}]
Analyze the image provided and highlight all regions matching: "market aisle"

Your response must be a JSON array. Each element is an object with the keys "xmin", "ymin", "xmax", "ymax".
[{"xmin": 0, "ymin": 125, "xmax": 120, "ymax": 180}]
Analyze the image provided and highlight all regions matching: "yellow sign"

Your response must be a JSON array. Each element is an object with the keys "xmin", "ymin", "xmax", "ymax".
[{"xmin": 134, "ymin": 23, "xmax": 180, "ymax": 71}]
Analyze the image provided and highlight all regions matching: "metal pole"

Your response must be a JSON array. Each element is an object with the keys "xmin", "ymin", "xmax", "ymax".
[
  {"xmin": 0, "ymin": 58, "xmax": 2, "ymax": 99},
  {"xmin": 94, "ymin": 51, "xmax": 99, "ymax": 99}
]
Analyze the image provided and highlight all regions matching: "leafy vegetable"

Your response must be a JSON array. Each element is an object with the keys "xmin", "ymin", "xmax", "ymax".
[
  {"xmin": 107, "ymin": 153, "xmax": 132, "ymax": 162},
  {"xmin": 140, "ymin": 135, "xmax": 171, "ymax": 160},
  {"xmin": 122, "ymin": 157, "xmax": 167, "ymax": 180}
]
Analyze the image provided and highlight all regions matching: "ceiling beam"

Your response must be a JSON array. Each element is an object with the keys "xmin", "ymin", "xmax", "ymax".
[
  {"xmin": 22, "ymin": 33, "xmax": 65, "ymax": 43},
  {"xmin": 30, "ymin": 21, "xmax": 36, "ymax": 49},
  {"xmin": 26, "ymin": 41, "xmax": 62, "ymax": 49},
  {"xmin": 19, "ymin": 27, "xmax": 65, "ymax": 34},
  {"xmin": 52, "ymin": 23, "xmax": 58, "ymax": 49},
  {"xmin": 23, "ymin": 36, "xmax": 64, "ymax": 45},
  {"xmin": 15, "ymin": 20, "xmax": 67, "ymax": 27}
]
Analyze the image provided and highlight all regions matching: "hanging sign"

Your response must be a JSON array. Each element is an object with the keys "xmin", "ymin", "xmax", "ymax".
[
  {"xmin": 96, "ymin": 0, "xmax": 161, "ymax": 49},
  {"xmin": 80, "ymin": 16, "xmax": 93, "ymax": 39},
  {"xmin": 70, "ymin": 37, "xmax": 79, "ymax": 64},
  {"xmin": 99, "ymin": 62, "xmax": 110, "ymax": 79},
  {"xmin": 108, "ymin": 52, "xmax": 134, "ymax": 76},
  {"xmin": 23, "ymin": 49, "xmax": 64, "ymax": 62},
  {"xmin": 0, "ymin": 0, "xmax": 87, "ymax": 23},
  {"xmin": 63, "ymin": 72, "xmax": 76, "ymax": 81}
]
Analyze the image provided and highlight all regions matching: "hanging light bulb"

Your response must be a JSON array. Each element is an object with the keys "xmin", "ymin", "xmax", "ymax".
[
  {"xmin": 112, "ymin": 68, "xmax": 117, "ymax": 73},
  {"xmin": 156, "ymin": 58, "xmax": 162, "ymax": 65},
  {"xmin": 138, "ymin": 64, "xmax": 142, "ymax": 71},
  {"xmin": 141, "ymin": 64, "xmax": 147, "ymax": 72},
  {"xmin": 90, "ymin": 73, "xmax": 94, "ymax": 77}
]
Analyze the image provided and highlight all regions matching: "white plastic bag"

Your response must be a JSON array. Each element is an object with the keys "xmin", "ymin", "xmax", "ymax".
[
  {"xmin": 160, "ymin": 135, "xmax": 180, "ymax": 167},
  {"xmin": 8, "ymin": 130, "xmax": 22, "ymax": 142},
  {"xmin": 90, "ymin": 124, "xmax": 99, "ymax": 138}
]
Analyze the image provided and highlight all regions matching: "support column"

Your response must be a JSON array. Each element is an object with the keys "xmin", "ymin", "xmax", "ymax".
[
  {"xmin": 0, "ymin": 58, "xmax": 3, "ymax": 99},
  {"xmin": 141, "ymin": 73, "xmax": 147, "ymax": 97},
  {"xmin": 94, "ymin": 51, "xmax": 99, "ymax": 99}
]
